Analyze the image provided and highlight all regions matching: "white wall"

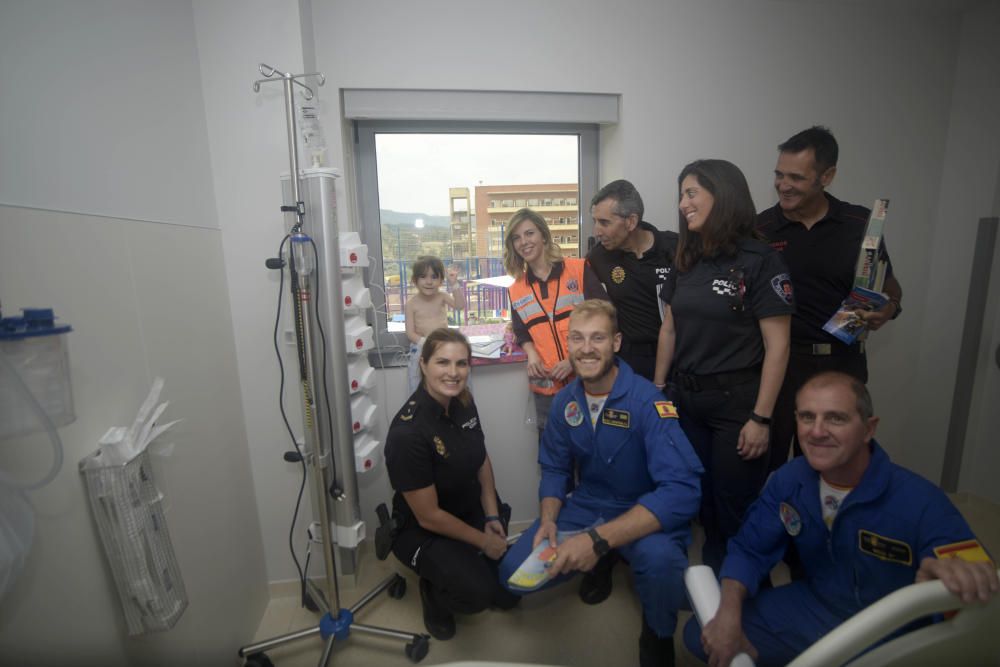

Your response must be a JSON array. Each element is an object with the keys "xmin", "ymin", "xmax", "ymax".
[
  {"xmin": 0, "ymin": 0, "xmax": 216, "ymax": 226},
  {"xmin": 935, "ymin": 1, "xmax": 1000, "ymax": 502},
  {"xmin": 190, "ymin": 0, "xmax": 344, "ymax": 585},
  {"xmin": 0, "ymin": 2, "xmax": 267, "ymax": 664},
  {"xmin": 301, "ymin": 0, "xmax": 965, "ymax": 521}
]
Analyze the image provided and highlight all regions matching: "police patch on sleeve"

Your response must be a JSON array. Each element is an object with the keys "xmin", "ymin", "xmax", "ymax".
[
  {"xmin": 858, "ymin": 530, "xmax": 912, "ymax": 565},
  {"xmin": 771, "ymin": 273, "xmax": 794, "ymax": 305},
  {"xmin": 655, "ymin": 401, "xmax": 678, "ymax": 419},
  {"xmin": 933, "ymin": 539, "xmax": 993, "ymax": 565},
  {"xmin": 779, "ymin": 502, "xmax": 802, "ymax": 536},
  {"xmin": 564, "ymin": 401, "xmax": 584, "ymax": 427}
]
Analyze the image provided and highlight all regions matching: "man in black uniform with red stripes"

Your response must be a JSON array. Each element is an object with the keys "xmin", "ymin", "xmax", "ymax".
[{"xmin": 757, "ymin": 126, "xmax": 904, "ymax": 472}]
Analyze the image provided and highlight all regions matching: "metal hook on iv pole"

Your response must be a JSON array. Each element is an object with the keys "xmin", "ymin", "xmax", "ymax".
[
  {"xmin": 251, "ymin": 63, "xmax": 326, "ymax": 230},
  {"xmin": 252, "ymin": 62, "xmax": 325, "ymax": 100}
]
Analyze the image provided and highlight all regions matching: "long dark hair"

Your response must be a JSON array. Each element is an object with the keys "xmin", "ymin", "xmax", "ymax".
[
  {"xmin": 675, "ymin": 159, "xmax": 758, "ymax": 272},
  {"xmin": 419, "ymin": 327, "xmax": 473, "ymax": 406}
]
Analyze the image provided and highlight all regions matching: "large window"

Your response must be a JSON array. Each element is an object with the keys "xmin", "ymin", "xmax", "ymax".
[{"xmin": 355, "ymin": 121, "xmax": 598, "ymax": 359}]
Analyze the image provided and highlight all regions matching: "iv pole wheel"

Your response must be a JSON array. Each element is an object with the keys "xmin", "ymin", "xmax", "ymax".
[
  {"xmin": 388, "ymin": 574, "xmax": 407, "ymax": 599},
  {"xmin": 405, "ymin": 634, "xmax": 430, "ymax": 663},
  {"xmin": 243, "ymin": 652, "xmax": 275, "ymax": 667}
]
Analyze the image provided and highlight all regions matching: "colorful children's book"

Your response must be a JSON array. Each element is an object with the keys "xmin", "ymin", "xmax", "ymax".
[
  {"xmin": 506, "ymin": 523, "xmax": 601, "ymax": 592},
  {"xmin": 822, "ymin": 286, "xmax": 889, "ymax": 344},
  {"xmin": 853, "ymin": 198, "xmax": 890, "ymax": 292},
  {"xmin": 823, "ymin": 198, "xmax": 893, "ymax": 343}
]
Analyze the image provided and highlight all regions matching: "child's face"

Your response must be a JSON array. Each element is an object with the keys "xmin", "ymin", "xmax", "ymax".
[{"xmin": 415, "ymin": 269, "xmax": 443, "ymax": 295}]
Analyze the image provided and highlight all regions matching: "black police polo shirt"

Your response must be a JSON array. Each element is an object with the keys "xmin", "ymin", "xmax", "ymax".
[
  {"xmin": 587, "ymin": 221, "xmax": 678, "ymax": 345},
  {"xmin": 757, "ymin": 193, "xmax": 893, "ymax": 345},
  {"xmin": 660, "ymin": 239, "xmax": 795, "ymax": 375},
  {"xmin": 385, "ymin": 386, "xmax": 487, "ymax": 525}
]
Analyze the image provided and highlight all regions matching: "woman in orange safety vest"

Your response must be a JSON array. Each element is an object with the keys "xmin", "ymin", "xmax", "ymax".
[{"xmin": 503, "ymin": 208, "xmax": 608, "ymax": 431}]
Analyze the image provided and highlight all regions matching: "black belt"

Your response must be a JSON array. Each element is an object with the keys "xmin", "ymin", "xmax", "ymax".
[
  {"xmin": 673, "ymin": 367, "xmax": 760, "ymax": 392},
  {"xmin": 791, "ymin": 341, "xmax": 865, "ymax": 356}
]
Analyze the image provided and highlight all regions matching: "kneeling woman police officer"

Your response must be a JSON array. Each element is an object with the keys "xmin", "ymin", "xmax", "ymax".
[{"xmin": 384, "ymin": 327, "xmax": 519, "ymax": 640}]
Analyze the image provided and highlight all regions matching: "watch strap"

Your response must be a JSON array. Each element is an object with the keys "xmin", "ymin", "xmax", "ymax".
[{"xmin": 587, "ymin": 528, "xmax": 610, "ymax": 556}]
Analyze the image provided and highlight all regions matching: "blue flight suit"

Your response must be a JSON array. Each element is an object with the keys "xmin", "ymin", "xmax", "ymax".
[
  {"xmin": 499, "ymin": 360, "xmax": 703, "ymax": 637},
  {"xmin": 683, "ymin": 442, "xmax": 983, "ymax": 666}
]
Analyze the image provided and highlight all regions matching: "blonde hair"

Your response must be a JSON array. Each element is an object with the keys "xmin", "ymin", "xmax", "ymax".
[
  {"xmin": 569, "ymin": 299, "xmax": 619, "ymax": 334},
  {"xmin": 502, "ymin": 208, "xmax": 564, "ymax": 279}
]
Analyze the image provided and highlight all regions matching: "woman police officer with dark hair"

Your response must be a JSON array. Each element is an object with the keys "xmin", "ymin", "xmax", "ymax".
[
  {"xmin": 653, "ymin": 159, "xmax": 793, "ymax": 574},
  {"xmin": 384, "ymin": 328, "xmax": 519, "ymax": 640}
]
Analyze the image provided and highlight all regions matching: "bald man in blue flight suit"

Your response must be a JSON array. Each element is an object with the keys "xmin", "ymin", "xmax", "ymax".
[
  {"xmin": 684, "ymin": 371, "xmax": 999, "ymax": 667},
  {"xmin": 499, "ymin": 300, "xmax": 703, "ymax": 667}
]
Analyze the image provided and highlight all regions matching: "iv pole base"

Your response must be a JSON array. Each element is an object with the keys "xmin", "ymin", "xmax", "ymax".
[{"xmin": 237, "ymin": 574, "xmax": 429, "ymax": 666}]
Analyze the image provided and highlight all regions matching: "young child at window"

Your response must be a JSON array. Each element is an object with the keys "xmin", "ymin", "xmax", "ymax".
[{"xmin": 405, "ymin": 257, "xmax": 465, "ymax": 392}]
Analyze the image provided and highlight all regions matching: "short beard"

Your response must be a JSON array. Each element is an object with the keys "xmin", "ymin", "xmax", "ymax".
[{"xmin": 573, "ymin": 355, "xmax": 616, "ymax": 385}]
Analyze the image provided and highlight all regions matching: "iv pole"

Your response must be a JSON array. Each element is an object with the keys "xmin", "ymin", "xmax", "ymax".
[{"xmin": 238, "ymin": 63, "xmax": 429, "ymax": 667}]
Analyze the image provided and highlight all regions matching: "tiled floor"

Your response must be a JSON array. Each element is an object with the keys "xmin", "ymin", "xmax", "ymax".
[{"xmin": 247, "ymin": 494, "xmax": 1000, "ymax": 667}]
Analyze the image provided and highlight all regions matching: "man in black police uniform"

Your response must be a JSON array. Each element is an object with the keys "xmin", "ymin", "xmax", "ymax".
[
  {"xmin": 587, "ymin": 179, "xmax": 678, "ymax": 381},
  {"xmin": 758, "ymin": 126, "xmax": 903, "ymax": 472}
]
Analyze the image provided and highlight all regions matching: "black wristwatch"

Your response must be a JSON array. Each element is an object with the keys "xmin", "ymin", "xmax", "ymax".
[
  {"xmin": 749, "ymin": 411, "xmax": 772, "ymax": 426},
  {"xmin": 588, "ymin": 528, "xmax": 610, "ymax": 557},
  {"xmin": 889, "ymin": 299, "xmax": 902, "ymax": 320}
]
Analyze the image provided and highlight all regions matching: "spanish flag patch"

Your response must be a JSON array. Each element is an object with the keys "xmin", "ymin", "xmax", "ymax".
[
  {"xmin": 655, "ymin": 401, "xmax": 678, "ymax": 419},
  {"xmin": 933, "ymin": 539, "xmax": 993, "ymax": 565}
]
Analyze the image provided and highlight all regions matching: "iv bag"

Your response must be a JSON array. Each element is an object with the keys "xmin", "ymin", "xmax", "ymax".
[{"xmin": 298, "ymin": 99, "xmax": 327, "ymax": 167}]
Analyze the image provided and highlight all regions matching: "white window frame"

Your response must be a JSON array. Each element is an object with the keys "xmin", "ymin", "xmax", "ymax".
[{"xmin": 353, "ymin": 119, "xmax": 600, "ymax": 360}]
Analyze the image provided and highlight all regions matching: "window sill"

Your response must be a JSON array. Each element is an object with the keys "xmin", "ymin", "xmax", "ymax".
[{"xmin": 367, "ymin": 322, "xmax": 526, "ymax": 369}]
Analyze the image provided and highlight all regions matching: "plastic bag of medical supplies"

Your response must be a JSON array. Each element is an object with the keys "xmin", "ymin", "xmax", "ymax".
[{"xmin": 79, "ymin": 378, "xmax": 187, "ymax": 635}]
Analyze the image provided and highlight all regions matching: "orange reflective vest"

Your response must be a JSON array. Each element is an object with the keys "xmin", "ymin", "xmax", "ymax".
[{"xmin": 507, "ymin": 258, "xmax": 587, "ymax": 395}]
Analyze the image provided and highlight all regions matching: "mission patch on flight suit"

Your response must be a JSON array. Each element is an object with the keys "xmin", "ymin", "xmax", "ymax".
[
  {"xmin": 779, "ymin": 502, "xmax": 802, "ymax": 536},
  {"xmin": 564, "ymin": 400, "xmax": 584, "ymax": 427},
  {"xmin": 858, "ymin": 530, "xmax": 913, "ymax": 565}
]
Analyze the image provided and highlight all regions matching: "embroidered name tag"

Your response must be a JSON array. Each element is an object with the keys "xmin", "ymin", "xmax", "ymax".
[
  {"xmin": 602, "ymin": 408, "xmax": 630, "ymax": 429},
  {"xmin": 858, "ymin": 530, "xmax": 912, "ymax": 565}
]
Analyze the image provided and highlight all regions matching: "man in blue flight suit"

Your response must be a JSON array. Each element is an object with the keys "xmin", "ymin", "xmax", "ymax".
[
  {"xmin": 684, "ymin": 371, "xmax": 998, "ymax": 667},
  {"xmin": 499, "ymin": 299, "xmax": 704, "ymax": 667}
]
